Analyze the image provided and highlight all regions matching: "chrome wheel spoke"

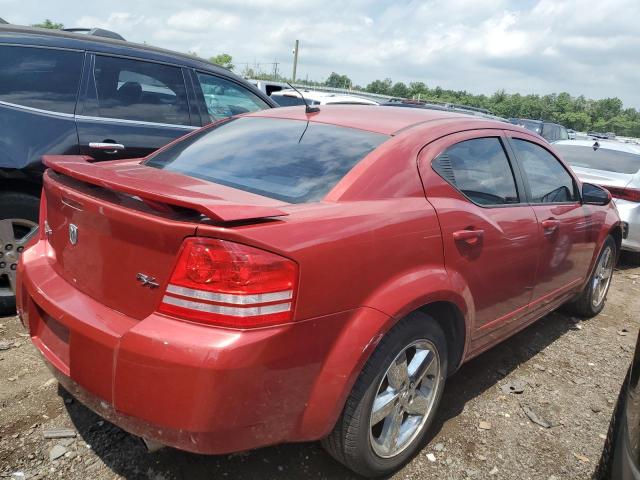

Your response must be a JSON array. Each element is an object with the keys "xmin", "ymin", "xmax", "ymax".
[
  {"xmin": 380, "ymin": 404, "xmax": 403, "ymax": 455},
  {"xmin": 371, "ymin": 389, "xmax": 399, "ymax": 425},
  {"xmin": 0, "ymin": 219, "xmax": 16, "ymax": 247},
  {"xmin": 409, "ymin": 349, "xmax": 436, "ymax": 384},
  {"xmin": 387, "ymin": 353, "xmax": 409, "ymax": 390}
]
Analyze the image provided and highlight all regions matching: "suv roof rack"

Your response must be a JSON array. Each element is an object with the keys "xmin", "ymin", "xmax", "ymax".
[
  {"xmin": 62, "ymin": 27, "xmax": 125, "ymax": 41},
  {"xmin": 386, "ymin": 98, "xmax": 493, "ymax": 115}
]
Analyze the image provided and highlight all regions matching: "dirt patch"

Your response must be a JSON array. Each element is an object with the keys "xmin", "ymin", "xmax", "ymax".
[{"xmin": 1, "ymin": 256, "xmax": 639, "ymax": 480}]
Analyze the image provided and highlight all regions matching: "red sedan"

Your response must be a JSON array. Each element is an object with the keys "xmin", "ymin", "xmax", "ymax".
[{"xmin": 17, "ymin": 105, "xmax": 621, "ymax": 477}]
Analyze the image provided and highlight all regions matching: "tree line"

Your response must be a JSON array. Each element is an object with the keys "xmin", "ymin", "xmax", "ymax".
[{"xmin": 360, "ymin": 78, "xmax": 639, "ymax": 137}]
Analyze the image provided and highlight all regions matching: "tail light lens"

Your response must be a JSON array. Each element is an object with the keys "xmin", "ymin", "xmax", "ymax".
[
  {"xmin": 159, "ymin": 238, "xmax": 298, "ymax": 328},
  {"xmin": 603, "ymin": 186, "xmax": 640, "ymax": 203}
]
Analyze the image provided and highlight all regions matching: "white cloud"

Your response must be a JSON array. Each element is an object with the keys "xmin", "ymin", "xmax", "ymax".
[{"xmin": 9, "ymin": 0, "xmax": 640, "ymax": 107}]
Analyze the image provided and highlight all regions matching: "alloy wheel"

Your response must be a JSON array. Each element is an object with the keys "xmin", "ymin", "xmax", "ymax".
[
  {"xmin": 591, "ymin": 245, "xmax": 614, "ymax": 309},
  {"xmin": 0, "ymin": 218, "xmax": 38, "ymax": 298},
  {"xmin": 369, "ymin": 339, "xmax": 441, "ymax": 458}
]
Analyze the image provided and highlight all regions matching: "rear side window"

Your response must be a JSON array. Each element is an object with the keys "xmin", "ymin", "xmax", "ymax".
[
  {"xmin": 554, "ymin": 144, "xmax": 640, "ymax": 175},
  {"xmin": 146, "ymin": 117, "xmax": 387, "ymax": 203},
  {"xmin": 92, "ymin": 55, "xmax": 189, "ymax": 125},
  {"xmin": 511, "ymin": 139, "xmax": 578, "ymax": 203},
  {"xmin": 196, "ymin": 72, "xmax": 268, "ymax": 122},
  {"xmin": 432, "ymin": 137, "xmax": 519, "ymax": 206},
  {"xmin": 0, "ymin": 45, "xmax": 83, "ymax": 114}
]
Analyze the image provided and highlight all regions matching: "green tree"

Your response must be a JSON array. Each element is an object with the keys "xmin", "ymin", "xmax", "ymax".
[
  {"xmin": 209, "ymin": 53, "xmax": 234, "ymax": 71},
  {"xmin": 365, "ymin": 78, "xmax": 393, "ymax": 95},
  {"xmin": 32, "ymin": 19, "xmax": 64, "ymax": 29},
  {"xmin": 325, "ymin": 72, "xmax": 352, "ymax": 88},
  {"xmin": 390, "ymin": 82, "xmax": 409, "ymax": 98}
]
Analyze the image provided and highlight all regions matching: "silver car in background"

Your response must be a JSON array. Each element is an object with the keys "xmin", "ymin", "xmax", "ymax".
[{"xmin": 554, "ymin": 139, "xmax": 640, "ymax": 257}]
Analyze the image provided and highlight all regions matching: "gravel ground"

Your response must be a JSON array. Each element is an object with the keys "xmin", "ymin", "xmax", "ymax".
[{"xmin": 1, "ymin": 255, "xmax": 639, "ymax": 480}]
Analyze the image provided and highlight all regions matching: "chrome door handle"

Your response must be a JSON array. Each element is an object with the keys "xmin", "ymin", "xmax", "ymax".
[{"xmin": 89, "ymin": 142, "xmax": 125, "ymax": 152}]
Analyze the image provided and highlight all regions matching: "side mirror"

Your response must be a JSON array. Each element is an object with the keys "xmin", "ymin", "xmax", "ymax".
[{"xmin": 582, "ymin": 183, "xmax": 611, "ymax": 206}]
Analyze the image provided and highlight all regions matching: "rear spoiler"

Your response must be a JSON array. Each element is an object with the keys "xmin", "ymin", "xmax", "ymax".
[{"xmin": 42, "ymin": 155, "xmax": 289, "ymax": 223}]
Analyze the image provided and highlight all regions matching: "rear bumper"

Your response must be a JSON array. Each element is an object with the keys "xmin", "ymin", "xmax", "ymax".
[
  {"xmin": 616, "ymin": 199, "xmax": 640, "ymax": 252},
  {"xmin": 17, "ymin": 240, "xmax": 383, "ymax": 454}
]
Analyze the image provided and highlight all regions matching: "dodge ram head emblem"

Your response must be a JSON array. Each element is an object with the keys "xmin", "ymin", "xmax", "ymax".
[
  {"xmin": 68, "ymin": 224, "xmax": 78, "ymax": 245},
  {"xmin": 136, "ymin": 273, "xmax": 159, "ymax": 289}
]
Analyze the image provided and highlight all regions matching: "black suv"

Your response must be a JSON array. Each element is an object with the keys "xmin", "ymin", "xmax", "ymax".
[{"xmin": 0, "ymin": 25, "xmax": 277, "ymax": 314}]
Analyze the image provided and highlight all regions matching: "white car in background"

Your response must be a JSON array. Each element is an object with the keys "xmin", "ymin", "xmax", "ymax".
[
  {"xmin": 270, "ymin": 89, "xmax": 379, "ymax": 107},
  {"xmin": 554, "ymin": 139, "xmax": 640, "ymax": 259}
]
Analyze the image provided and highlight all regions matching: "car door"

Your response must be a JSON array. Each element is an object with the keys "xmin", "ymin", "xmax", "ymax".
[
  {"xmin": 506, "ymin": 132, "xmax": 597, "ymax": 307},
  {"xmin": 76, "ymin": 53, "xmax": 199, "ymax": 161},
  {"xmin": 418, "ymin": 131, "xmax": 539, "ymax": 341}
]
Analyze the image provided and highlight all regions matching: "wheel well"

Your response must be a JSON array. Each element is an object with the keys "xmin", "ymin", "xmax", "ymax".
[
  {"xmin": 416, "ymin": 301, "xmax": 466, "ymax": 376},
  {"xmin": 0, "ymin": 178, "xmax": 42, "ymax": 198}
]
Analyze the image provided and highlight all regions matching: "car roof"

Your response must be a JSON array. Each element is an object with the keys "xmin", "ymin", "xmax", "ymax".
[
  {"xmin": 555, "ymin": 139, "xmax": 640, "ymax": 155},
  {"xmin": 271, "ymin": 89, "xmax": 378, "ymax": 105},
  {"xmin": 0, "ymin": 24, "xmax": 228, "ymax": 73},
  {"xmin": 247, "ymin": 105, "xmax": 514, "ymax": 136}
]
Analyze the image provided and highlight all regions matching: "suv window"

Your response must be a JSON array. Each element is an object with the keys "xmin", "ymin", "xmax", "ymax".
[
  {"xmin": 93, "ymin": 55, "xmax": 189, "ymax": 125},
  {"xmin": 0, "ymin": 45, "xmax": 83, "ymax": 114},
  {"xmin": 432, "ymin": 137, "xmax": 519, "ymax": 206},
  {"xmin": 511, "ymin": 139, "xmax": 577, "ymax": 203},
  {"xmin": 196, "ymin": 72, "xmax": 268, "ymax": 122},
  {"xmin": 146, "ymin": 117, "xmax": 387, "ymax": 203}
]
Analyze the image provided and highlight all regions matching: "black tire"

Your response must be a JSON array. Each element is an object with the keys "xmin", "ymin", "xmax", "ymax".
[
  {"xmin": 322, "ymin": 312, "xmax": 448, "ymax": 477},
  {"xmin": 594, "ymin": 368, "xmax": 629, "ymax": 479},
  {"xmin": 0, "ymin": 191, "xmax": 40, "ymax": 316},
  {"xmin": 565, "ymin": 235, "xmax": 617, "ymax": 318}
]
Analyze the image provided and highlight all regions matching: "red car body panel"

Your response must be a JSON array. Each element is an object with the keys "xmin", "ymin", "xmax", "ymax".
[{"xmin": 17, "ymin": 106, "xmax": 621, "ymax": 454}]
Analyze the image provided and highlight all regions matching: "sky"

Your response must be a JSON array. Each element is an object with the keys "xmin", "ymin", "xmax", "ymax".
[{"xmin": 4, "ymin": 0, "xmax": 640, "ymax": 108}]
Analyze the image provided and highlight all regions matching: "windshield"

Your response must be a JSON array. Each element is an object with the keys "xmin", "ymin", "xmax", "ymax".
[
  {"xmin": 555, "ymin": 144, "xmax": 640, "ymax": 175},
  {"xmin": 515, "ymin": 119, "xmax": 542, "ymax": 134},
  {"xmin": 271, "ymin": 95, "xmax": 317, "ymax": 107},
  {"xmin": 145, "ymin": 117, "xmax": 388, "ymax": 203}
]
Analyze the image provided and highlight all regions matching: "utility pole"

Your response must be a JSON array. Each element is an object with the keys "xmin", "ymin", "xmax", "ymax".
[{"xmin": 292, "ymin": 39, "xmax": 299, "ymax": 82}]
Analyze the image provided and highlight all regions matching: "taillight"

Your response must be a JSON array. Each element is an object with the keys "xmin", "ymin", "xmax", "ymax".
[
  {"xmin": 603, "ymin": 186, "xmax": 640, "ymax": 203},
  {"xmin": 159, "ymin": 238, "xmax": 298, "ymax": 328}
]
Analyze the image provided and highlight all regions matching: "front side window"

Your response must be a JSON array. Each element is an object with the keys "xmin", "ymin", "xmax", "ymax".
[
  {"xmin": 146, "ymin": 117, "xmax": 387, "ymax": 203},
  {"xmin": 511, "ymin": 139, "xmax": 577, "ymax": 203},
  {"xmin": 93, "ymin": 55, "xmax": 189, "ymax": 125},
  {"xmin": 432, "ymin": 137, "xmax": 519, "ymax": 206},
  {"xmin": 0, "ymin": 45, "xmax": 83, "ymax": 114},
  {"xmin": 196, "ymin": 72, "xmax": 268, "ymax": 122}
]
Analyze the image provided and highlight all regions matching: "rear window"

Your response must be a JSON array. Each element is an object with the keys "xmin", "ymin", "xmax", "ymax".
[
  {"xmin": 0, "ymin": 45, "xmax": 83, "ymax": 114},
  {"xmin": 555, "ymin": 144, "xmax": 640, "ymax": 175},
  {"xmin": 145, "ymin": 117, "xmax": 388, "ymax": 203}
]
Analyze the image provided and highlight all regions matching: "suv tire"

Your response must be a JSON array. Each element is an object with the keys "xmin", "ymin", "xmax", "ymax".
[{"xmin": 0, "ymin": 191, "xmax": 40, "ymax": 316}]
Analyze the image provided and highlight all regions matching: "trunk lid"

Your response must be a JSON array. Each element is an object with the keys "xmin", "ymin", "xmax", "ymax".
[{"xmin": 42, "ymin": 156, "xmax": 289, "ymax": 320}]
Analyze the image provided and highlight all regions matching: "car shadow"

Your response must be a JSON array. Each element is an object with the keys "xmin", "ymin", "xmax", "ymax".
[{"xmin": 59, "ymin": 307, "xmax": 584, "ymax": 480}]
